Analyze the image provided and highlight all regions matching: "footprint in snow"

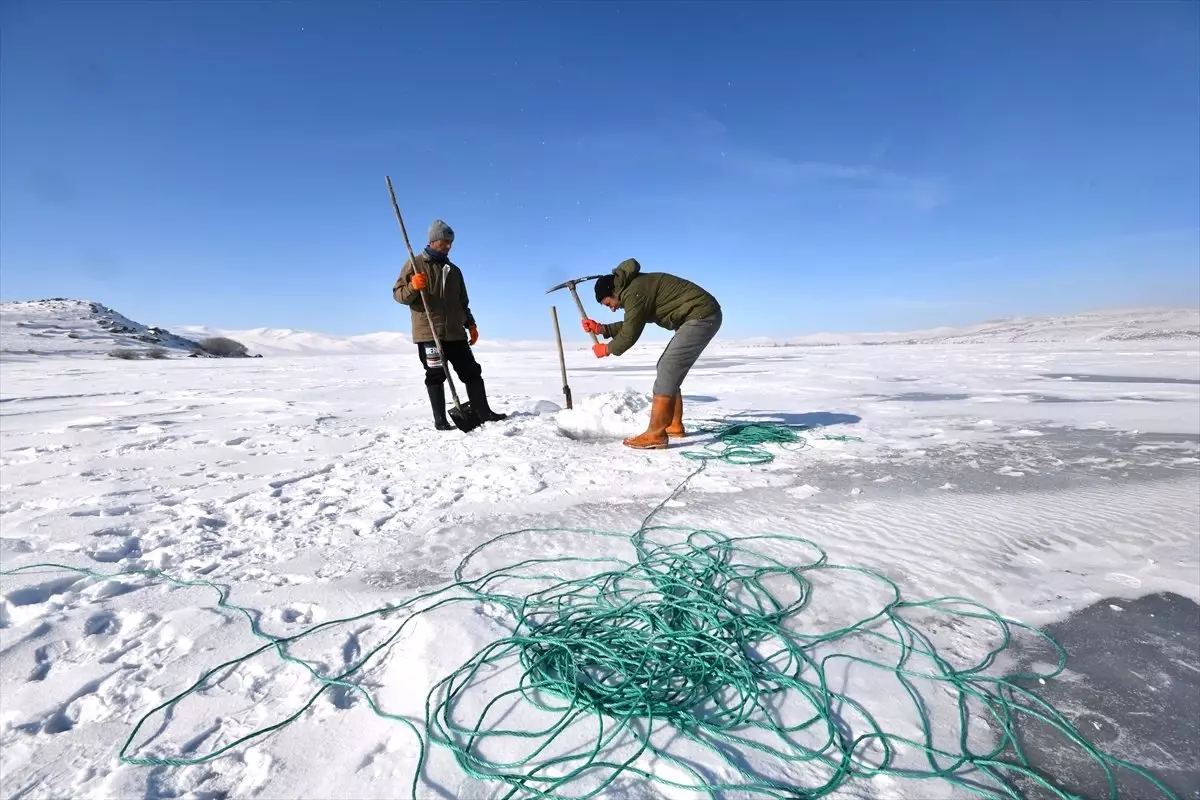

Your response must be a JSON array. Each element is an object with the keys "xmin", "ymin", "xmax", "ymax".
[
  {"xmin": 327, "ymin": 627, "xmax": 370, "ymax": 711},
  {"xmin": 81, "ymin": 579, "xmax": 140, "ymax": 601},
  {"xmin": 29, "ymin": 640, "xmax": 69, "ymax": 682},
  {"xmin": 86, "ymin": 536, "xmax": 142, "ymax": 564},
  {"xmin": 37, "ymin": 674, "xmax": 110, "ymax": 735},
  {"xmin": 4, "ymin": 576, "xmax": 84, "ymax": 608},
  {"xmin": 0, "ymin": 537, "xmax": 35, "ymax": 556},
  {"xmin": 84, "ymin": 610, "xmax": 121, "ymax": 637},
  {"xmin": 68, "ymin": 505, "xmax": 135, "ymax": 518},
  {"xmin": 274, "ymin": 602, "xmax": 327, "ymax": 626}
]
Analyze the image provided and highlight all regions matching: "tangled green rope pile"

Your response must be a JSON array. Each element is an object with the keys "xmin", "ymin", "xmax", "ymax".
[{"xmin": 0, "ymin": 423, "xmax": 1178, "ymax": 800}]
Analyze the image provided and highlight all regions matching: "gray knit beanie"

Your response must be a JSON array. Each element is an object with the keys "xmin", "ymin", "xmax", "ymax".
[{"xmin": 428, "ymin": 219, "xmax": 454, "ymax": 243}]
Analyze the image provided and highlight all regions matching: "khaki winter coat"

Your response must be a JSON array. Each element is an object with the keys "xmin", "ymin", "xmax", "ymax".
[{"xmin": 392, "ymin": 251, "xmax": 476, "ymax": 344}]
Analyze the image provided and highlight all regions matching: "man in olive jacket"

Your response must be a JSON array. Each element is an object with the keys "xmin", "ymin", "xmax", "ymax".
[
  {"xmin": 581, "ymin": 257, "xmax": 722, "ymax": 449},
  {"xmin": 392, "ymin": 219, "xmax": 506, "ymax": 430}
]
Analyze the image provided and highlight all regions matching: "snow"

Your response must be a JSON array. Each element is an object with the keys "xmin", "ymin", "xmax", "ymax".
[
  {"xmin": 158, "ymin": 306, "xmax": 1200, "ymax": 354},
  {"xmin": 168, "ymin": 325, "xmax": 415, "ymax": 357},
  {"xmin": 167, "ymin": 326, "xmax": 551, "ymax": 357},
  {"xmin": 1, "ymin": 302, "xmax": 1199, "ymax": 798},
  {"xmin": 0, "ymin": 301, "xmax": 561, "ymax": 362},
  {"xmin": 8, "ymin": 300, "xmax": 1195, "ymax": 361}
]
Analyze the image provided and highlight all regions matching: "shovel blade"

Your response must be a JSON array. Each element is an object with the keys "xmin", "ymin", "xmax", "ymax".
[{"xmin": 448, "ymin": 401, "xmax": 483, "ymax": 433}]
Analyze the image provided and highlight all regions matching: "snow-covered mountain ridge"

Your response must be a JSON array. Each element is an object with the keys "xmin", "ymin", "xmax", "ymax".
[
  {"xmin": 753, "ymin": 307, "xmax": 1199, "ymax": 347},
  {"xmin": 2, "ymin": 299, "xmax": 1196, "ymax": 361},
  {"xmin": 170, "ymin": 325, "xmax": 414, "ymax": 357}
]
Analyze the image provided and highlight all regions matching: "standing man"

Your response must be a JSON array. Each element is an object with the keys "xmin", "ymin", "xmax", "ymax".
[
  {"xmin": 581, "ymin": 257, "xmax": 722, "ymax": 450},
  {"xmin": 392, "ymin": 219, "xmax": 507, "ymax": 430}
]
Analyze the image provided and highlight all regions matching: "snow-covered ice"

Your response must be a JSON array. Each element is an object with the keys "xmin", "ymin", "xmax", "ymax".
[{"xmin": 2, "ymin": 311, "xmax": 1198, "ymax": 798}]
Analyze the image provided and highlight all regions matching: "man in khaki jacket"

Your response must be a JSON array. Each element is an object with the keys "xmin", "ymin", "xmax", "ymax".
[{"xmin": 392, "ymin": 220, "xmax": 507, "ymax": 430}]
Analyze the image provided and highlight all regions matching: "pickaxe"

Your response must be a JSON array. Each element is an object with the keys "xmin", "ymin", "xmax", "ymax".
[{"xmin": 546, "ymin": 274, "xmax": 607, "ymax": 344}]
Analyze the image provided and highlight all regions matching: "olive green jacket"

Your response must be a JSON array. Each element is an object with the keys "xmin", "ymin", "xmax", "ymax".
[
  {"xmin": 598, "ymin": 258, "xmax": 720, "ymax": 355},
  {"xmin": 392, "ymin": 251, "xmax": 476, "ymax": 343}
]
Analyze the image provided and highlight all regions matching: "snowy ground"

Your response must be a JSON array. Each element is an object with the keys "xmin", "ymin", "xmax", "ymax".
[{"xmin": 1, "ymin": 339, "xmax": 1198, "ymax": 799}]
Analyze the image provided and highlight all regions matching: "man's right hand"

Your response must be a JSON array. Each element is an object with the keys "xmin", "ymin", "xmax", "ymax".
[
  {"xmin": 582, "ymin": 319, "xmax": 603, "ymax": 335},
  {"xmin": 410, "ymin": 273, "xmax": 428, "ymax": 291}
]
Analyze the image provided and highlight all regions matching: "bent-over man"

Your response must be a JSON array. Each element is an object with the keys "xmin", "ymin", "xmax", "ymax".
[{"xmin": 581, "ymin": 257, "xmax": 721, "ymax": 449}]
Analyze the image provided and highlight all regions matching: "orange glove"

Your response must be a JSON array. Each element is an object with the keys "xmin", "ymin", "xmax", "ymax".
[
  {"xmin": 468, "ymin": 325, "xmax": 479, "ymax": 346},
  {"xmin": 582, "ymin": 319, "xmax": 603, "ymax": 335},
  {"xmin": 592, "ymin": 342, "xmax": 609, "ymax": 358},
  {"xmin": 410, "ymin": 272, "xmax": 428, "ymax": 291}
]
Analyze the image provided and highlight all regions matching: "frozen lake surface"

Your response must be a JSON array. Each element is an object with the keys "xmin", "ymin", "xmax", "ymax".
[{"xmin": 2, "ymin": 339, "xmax": 1198, "ymax": 799}]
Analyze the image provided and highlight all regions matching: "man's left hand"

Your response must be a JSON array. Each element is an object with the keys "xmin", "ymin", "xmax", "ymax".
[
  {"xmin": 592, "ymin": 342, "xmax": 609, "ymax": 359},
  {"xmin": 468, "ymin": 326, "xmax": 479, "ymax": 346}
]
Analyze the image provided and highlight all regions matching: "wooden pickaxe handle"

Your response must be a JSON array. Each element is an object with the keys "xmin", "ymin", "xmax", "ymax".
[{"xmin": 567, "ymin": 283, "xmax": 600, "ymax": 345}]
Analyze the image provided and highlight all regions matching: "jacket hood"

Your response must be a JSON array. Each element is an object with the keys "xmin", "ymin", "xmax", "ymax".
[{"xmin": 612, "ymin": 258, "xmax": 642, "ymax": 296}]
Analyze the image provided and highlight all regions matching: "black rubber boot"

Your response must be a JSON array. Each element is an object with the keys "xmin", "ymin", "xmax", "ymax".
[
  {"xmin": 426, "ymin": 384, "xmax": 454, "ymax": 430},
  {"xmin": 465, "ymin": 379, "xmax": 507, "ymax": 422}
]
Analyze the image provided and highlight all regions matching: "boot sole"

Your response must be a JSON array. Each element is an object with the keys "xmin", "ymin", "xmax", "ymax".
[{"xmin": 623, "ymin": 440, "xmax": 668, "ymax": 450}]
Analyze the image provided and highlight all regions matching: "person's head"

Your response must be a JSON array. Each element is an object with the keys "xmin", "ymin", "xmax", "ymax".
[
  {"xmin": 594, "ymin": 275, "xmax": 619, "ymax": 311},
  {"xmin": 428, "ymin": 219, "xmax": 454, "ymax": 254}
]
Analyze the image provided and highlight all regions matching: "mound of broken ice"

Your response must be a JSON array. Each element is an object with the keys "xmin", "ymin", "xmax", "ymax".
[{"xmin": 549, "ymin": 390, "xmax": 652, "ymax": 440}]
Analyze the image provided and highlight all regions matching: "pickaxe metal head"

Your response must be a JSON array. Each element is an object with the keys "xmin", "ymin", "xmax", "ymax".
[
  {"xmin": 546, "ymin": 274, "xmax": 607, "ymax": 294},
  {"xmin": 546, "ymin": 274, "xmax": 609, "ymax": 345}
]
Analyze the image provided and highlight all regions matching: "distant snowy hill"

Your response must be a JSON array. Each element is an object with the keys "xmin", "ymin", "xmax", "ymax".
[
  {"xmin": 0, "ymin": 299, "xmax": 207, "ymax": 361},
  {"xmin": 755, "ymin": 307, "xmax": 1200, "ymax": 347}
]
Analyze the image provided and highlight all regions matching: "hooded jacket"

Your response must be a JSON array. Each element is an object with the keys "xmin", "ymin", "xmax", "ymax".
[
  {"xmin": 599, "ymin": 258, "xmax": 720, "ymax": 356},
  {"xmin": 392, "ymin": 251, "xmax": 476, "ymax": 343}
]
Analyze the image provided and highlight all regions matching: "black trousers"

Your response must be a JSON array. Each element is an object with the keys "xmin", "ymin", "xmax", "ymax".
[{"xmin": 417, "ymin": 339, "xmax": 482, "ymax": 387}]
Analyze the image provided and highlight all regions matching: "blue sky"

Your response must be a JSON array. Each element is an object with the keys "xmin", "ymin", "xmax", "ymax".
[{"xmin": 2, "ymin": 0, "xmax": 1197, "ymax": 340}]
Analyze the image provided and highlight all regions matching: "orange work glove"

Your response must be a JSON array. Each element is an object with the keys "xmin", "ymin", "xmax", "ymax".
[
  {"xmin": 592, "ymin": 342, "xmax": 609, "ymax": 359},
  {"xmin": 410, "ymin": 272, "xmax": 428, "ymax": 291},
  {"xmin": 468, "ymin": 325, "xmax": 479, "ymax": 346},
  {"xmin": 582, "ymin": 319, "xmax": 603, "ymax": 335}
]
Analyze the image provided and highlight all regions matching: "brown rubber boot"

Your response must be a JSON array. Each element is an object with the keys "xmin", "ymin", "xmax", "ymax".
[
  {"xmin": 665, "ymin": 392, "xmax": 685, "ymax": 439},
  {"xmin": 623, "ymin": 395, "xmax": 674, "ymax": 450}
]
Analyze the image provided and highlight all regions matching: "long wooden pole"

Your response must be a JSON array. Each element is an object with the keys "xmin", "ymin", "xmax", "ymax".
[{"xmin": 550, "ymin": 306, "xmax": 573, "ymax": 409}]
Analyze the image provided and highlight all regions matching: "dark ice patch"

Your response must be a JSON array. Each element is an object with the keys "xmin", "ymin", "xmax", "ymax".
[
  {"xmin": 1010, "ymin": 592, "xmax": 1200, "ymax": 800},
  {"xmin": 1028, "ymin": 394, "xmax": 1097, "ymax": 403},
  {"xmin": 1028, "ymin": 394, "xmax": 1178, "ymax": 404},
  {"xmin": 1040, "ymin": 373, "xmax": 1200, "ymax": 386}
]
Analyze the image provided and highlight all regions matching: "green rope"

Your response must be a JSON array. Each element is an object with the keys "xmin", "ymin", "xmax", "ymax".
[
  {"xmin": 0, "ymin": 426, "xmax": 1176, "ymax": 800},
  {"xmin": 681, "ymin": 420, "xmax": 862, "ymax": 465}
]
